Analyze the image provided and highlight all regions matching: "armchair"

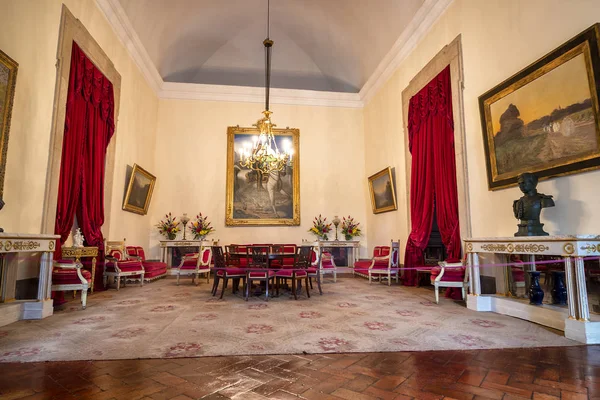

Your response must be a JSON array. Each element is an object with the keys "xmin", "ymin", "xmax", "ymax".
[
  {"xmin": 431, "ymin": 259, "xmax": 469, "ymax": 303},
  {"xmin": 354, "ymin": 244, "xmax": 392, "ymax": 279},
  {"xmin": 51, "ymin": 260, "xmax": 91, "ymax": 309},
  {"xmin": 177, "ymin": 246, "xmax": 212, "ymax": 285},
  {"xmin": 368, "ymin": 240, "xmax": 400, "ymax": 285},
  {"xmin": 103, "ymin": 240, "xmax": 145, "ymax": 290}
]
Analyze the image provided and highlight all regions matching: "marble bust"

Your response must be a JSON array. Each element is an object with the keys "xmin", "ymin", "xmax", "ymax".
[{"xmin": 513, "ymin": 173, "xmax": 555, "ymax": 236}]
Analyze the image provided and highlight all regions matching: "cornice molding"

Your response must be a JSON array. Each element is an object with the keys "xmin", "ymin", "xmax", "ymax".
[
  {"xmin": 95, "ymin": 0, "xmax": 451, "ymax": 108},
  {"xmin": 161, "ymin": 83, "xmax": 363, "ymax": 108},
  {"xmin": 359, "ymin": 0, "xmax": 454, "ymax": 105},
  {"xmin": 95, "ymin": 0, "xmax": 163, "ymax": 93}
]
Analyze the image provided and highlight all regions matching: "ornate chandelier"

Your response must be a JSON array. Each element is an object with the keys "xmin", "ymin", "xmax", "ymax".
[{"xmin": 239, "ymin": 0, "xmax": 291, "ymax": 174}]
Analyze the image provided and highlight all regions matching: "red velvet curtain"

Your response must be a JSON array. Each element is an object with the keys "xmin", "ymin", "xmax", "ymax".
[
  {"xmin": 54, "ymin": 42, "xmax": 115, "ymax": 291},
  {"xmin": 402, "ymin": 66, "xmax": 461, "ymax": 286}
]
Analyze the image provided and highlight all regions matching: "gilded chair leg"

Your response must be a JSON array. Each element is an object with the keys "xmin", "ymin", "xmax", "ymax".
[
  {"xmin": 333, "ymin": 271, "xmax": 337, "ymax": 283},
  {"xmin": 81, "ymin": 285, "xmax": 88, "ymax": 309},
  {"xmin": 388, "ymin": 273, "xmax": 391, "ymax": 286}
]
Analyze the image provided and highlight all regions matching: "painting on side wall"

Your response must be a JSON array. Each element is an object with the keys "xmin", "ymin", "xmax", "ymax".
[
  {"xmin": 122, "ymin": 164, "xmax": 156, "ymax": 215},
  {"xmin": 226, "ymin": 125, "xmax": 300, "ymax": 226},
  {"xmin": 0, "ymin": 49, "xmax": 18, "ymax": 199},
  {"xmin": 368, "ymin": 167, "xmax": 397, "ymax": 214},
  {"xmin": 479, "ymin": 23, "xmax": 600, "ymax": 190}
]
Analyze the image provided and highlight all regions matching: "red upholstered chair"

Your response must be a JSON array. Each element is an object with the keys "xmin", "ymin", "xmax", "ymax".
[
  {"xmin": 430, "ymin": 259, "xmax": 469, "ymax": 303},
  {"xmin": 270, "ymin": 244, "xmax": 297, "ymax": 269},
  {"xmin": 367, "ymin": 240, "xmax": 400, "ymax": 285},
  {"xmin": 126, "ymin": 246, "xmax": 168, "ymax": 282},
  {"xmin": 245, "ymin": 245, "xmax": 274, "ymax": 301},
  {"xmin": 212, "ymin": 246, "xmax": 246, "ymax": 299},
  {"xmin": 275, "ymin": 246, "xmax": 312, "ymax": 300},
  {"xmin": 177, "ymin": 246, "xmax": 212, "ymax": 286},
  {"xmin": 51, "ymin": 260, "xmax": 91, "ymax": 309},
  {"xmin": 354, "ymin": 242, "xmax": 399, "ymax": 283},
  {"xmin": 103, "ymin": 240, "xmax": 145, "ymax": 290}
]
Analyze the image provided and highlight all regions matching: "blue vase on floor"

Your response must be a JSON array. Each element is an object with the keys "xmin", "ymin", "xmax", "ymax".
[
  {"xmin": 551, "ymin": 271, "xmax": 568, "ymax": 305},
  {"xmin": 528, "ymin": 271, "xmax": 544, "ymax": 305}
]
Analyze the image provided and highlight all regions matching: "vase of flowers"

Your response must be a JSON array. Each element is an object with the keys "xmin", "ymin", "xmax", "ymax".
[
  {"xmin": 309, "ymin": 214, "xmax": 332, "ymax": 241},
  {"xmin": 156, "ymin": 213, "xmax": 180, "ymax": 240},
  {"xmin": 190, "ymin": 212, "xmax": 215, "ymax": 240},
  {"xmin": 341, "ymin": 215, "xmax": 361, "ymax": 241}
]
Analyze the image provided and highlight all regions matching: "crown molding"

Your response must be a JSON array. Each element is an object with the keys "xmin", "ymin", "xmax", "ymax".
[
  {"xmin": 161, "ymin": 82, "xmax": 363, "ymax": 108},
  {"xmin": 95, "ymin": 0, "xmax": 450, "ymax": 108},
  {"xmin": 359, "ymin": 0, "xmax": 454, "ymax": 105},
  {"xmin": 96, "ymin": 0, "xmax": 163, "ymax": 93}
]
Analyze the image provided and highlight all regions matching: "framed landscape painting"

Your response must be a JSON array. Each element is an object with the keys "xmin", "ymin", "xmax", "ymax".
[
  {"xmin": 479, "ymin": 23, "xmax": 600, "ymax": 190},
  {"xmin": 225, "ymin": 125, "xmax": 300, "ymax": 226},
  {"xmin": 0, "ymin": 49, "xmax": 18, "ymax": 199},
  {"xmin": 122, "ymin": 164, "xmax": 156, "ymax": 215},
  {"xmin": 368, "ymin": 167, "xmax": 397, "ymax": 214}
]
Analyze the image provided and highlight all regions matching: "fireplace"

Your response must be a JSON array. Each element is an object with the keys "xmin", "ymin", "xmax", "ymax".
[{"xmin": 424, "ymin": 204, "xmax": 446, "ymax": 265}]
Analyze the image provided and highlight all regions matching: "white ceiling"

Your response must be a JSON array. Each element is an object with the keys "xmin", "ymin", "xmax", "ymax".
[{"xmin": 116, "ymin": 0, "xmax": 426, "ymax": 93}]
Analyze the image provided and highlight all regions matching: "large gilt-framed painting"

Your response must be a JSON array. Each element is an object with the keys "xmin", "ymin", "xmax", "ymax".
[
  {"xmin": 368, "ymin": 167, "xmax": 397, "ymax": 214},
  {"xmin": 226, "ymin": 125, "xmax": 300, "ymax": 226},
  {"xmin": 479, "ymin": 23, "xmax": 600, "ymax": 190},
  {"xmin": 122, "ymin": 164, "xmax": 156, "ymax": 215},
  {"xmin": 0, "ymin": 49, "xmax": 18, "ymax": 199}
]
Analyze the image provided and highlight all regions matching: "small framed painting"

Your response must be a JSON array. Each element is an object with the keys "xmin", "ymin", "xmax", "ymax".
[
  {"xmin": 479, "ymin": 23, "xmax": 600, "ymax": 190},
  {"xmin": 122, "ymin": 164, "xmax": 156, "ymax": 215},
  {"xmin": 368, "ymin": 167, "xmax": 397, "ymax": 214}
]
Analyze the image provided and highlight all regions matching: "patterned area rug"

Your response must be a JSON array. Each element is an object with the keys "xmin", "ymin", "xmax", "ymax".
[{"xmin": 0, "ymin": 276, "xmax": 576, "ymax": 362}]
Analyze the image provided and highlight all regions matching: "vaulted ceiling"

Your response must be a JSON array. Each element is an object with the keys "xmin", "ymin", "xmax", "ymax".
[{"xmin": 116, "ymin": 0, "xmax": 426, "ymax": 93}]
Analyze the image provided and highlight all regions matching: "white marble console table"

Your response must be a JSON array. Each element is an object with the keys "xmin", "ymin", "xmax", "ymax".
[
  {"xmin": 318, "ymin": 240, "xmax": 360, "ymax": 267},
  {"xmin": 0, "ymin": 233, "xmax": 59, "ymax": 327},
  {"xmin": 159, "ymin": 240, "xmax": 218, "ymax": 273},
  {"xmin": 465, "ymin": 235, "xmax": 599, "ymax": 344}
]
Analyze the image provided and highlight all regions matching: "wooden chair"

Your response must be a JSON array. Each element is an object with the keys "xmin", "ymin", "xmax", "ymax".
[
  {"xmin": 51, "ymin": 260, "xmax": 90, "ymax": 309},
  {"xmin": 177, "ymin": 246, "xmax": 212, "ymax": 285},
  {"xmin": 103, "ymin": 239, "xmax": 145, "ymax": 290},
  {"xmin": 275, "ymin": 246, "xmax": 312, "ymax": 300},
  {"xmin": 245, "ymin": 245, "xmax": 274, "ymax": 301},
  {"xmin": 212, "ymin": 246, "xmax": 246, "ymax": 299},
  {"xmin": 431, "ymin": 259, "xmax": 469, "ymax": 303}
]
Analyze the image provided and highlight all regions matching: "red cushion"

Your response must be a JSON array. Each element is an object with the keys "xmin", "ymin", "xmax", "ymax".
[
  {"xmin": 144, "ymin": 269, "xmax": 166, "ymax": 278},
  {"xmin": 105, "ymin": 261, "xmax": 144, "ymax": 273},
  {"xmin": 431, "ymin": 266, "xmax": 465, "ymax": 282},
  {"xmin": 307, "ymin": 267, "xmax": 317, "ymax": 274},
  {"xmin": 248, "ymin": 270, "xmax": 275, "ymax": 278},
  {"xmin": 354, "ymin": 268, "xmax": 370, "ymax": 275},
  {"xmin": 108, "ymin": 250, "xmax": 122, "ymax": 260},
  {"xmin": 126, "ymin": 246, "xmax": 137, "ymax": 257},
  {"xmin": 373, "ymin": 257, "xmax": 389, "ymax": 268},
  {"xmin": 378, "ymin": 247, "xmax": 391, "ymax": 257},
  {"xmin": 143, "ymin": 262, "xmax": 167, "ymax": 273},
  {"xmin": 275, "ymin": 269, "xmax": 307, "ymax": 277},
  {"xmin": 216, "ymin": 268, "xmax": 246, "ymax": 276},
  {"xmin": 135, "ymin": 247, "xmax": 147, "ymax": 261},
  {"xmin": 52, "ymin": 269, "xmax": 92, "ymax": 285},
  {"xmin": 354, "ymin": 260, "xmax": 372, "ymax": 269}
]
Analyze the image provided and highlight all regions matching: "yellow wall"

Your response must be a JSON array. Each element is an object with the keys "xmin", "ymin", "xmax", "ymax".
[
  {"xmin": 0, "ymin": 0, "xmax": 159, "ymax": 249},
  {"xmin": 364, "ymin": 0, "xmax": 600, "ymax": 250},
  {"xmin": 151, "ymin": 99, "xmax": 367, "ymax": 258}
]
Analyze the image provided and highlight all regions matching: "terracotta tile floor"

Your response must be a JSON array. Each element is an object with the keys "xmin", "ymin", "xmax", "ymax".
[{"xmin": 0, "ymin": 346, "xmax": 598, "ymax": 399}]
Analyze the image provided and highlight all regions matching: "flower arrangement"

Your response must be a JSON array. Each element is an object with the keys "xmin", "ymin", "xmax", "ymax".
[
  {"xmin": 190, "ymin": 212, "xmax": 215, "ymax": 240},
  {"xmin": 309, "ymin": 214, "xmax": 332, "ymax": 240},
  {"xmin": 156, "ymin": 213, "xmax": 180, "ymax": 240},
  {"xmin": 341, "ymin": 215, "xmax": 361, "ymax": 240}
]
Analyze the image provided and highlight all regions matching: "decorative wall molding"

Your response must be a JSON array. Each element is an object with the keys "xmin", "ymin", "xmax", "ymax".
[
  {"xmin": 161, "ymin": 82, "xmax": 363, "ymax": 108},
  {"xmin": 359, "ymin": 0, "xmax": 454, "ymax": 105},
  {"xmin": 95, "ymin": 0, "xmax": 452, "ymax": 108}
]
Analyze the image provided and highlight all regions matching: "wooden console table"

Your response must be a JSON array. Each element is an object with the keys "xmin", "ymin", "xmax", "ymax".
[
  {"xmin": 465, "ymin": 235, "xmax": 599, "ymax": 344},
  {"xmin": 61, "ymin": 246, "xmax": 98, "ymax": 293}
]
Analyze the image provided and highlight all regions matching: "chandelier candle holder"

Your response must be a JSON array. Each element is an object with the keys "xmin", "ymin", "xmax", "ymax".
[
  {"xmin": 180, "ymin": 213, "xmax": 190, "ymax": 240},
  {"xmin": 332, "ymin": 215, "xmax": 341, "ymax": 241},
  {"xmin": 238, "ymin": 0, "xmax": 292, "ymax": 175}
]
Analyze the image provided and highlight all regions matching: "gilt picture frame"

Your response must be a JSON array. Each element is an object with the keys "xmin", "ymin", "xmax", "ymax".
[
  {"xmin": 122, "ymin": 164, "xmax": 156, "ymax": 215},
  {"xmin": 226, "ymin": 125, "xmax": 300, "ymax": 226},
  {"xmin": 479, "ymin": 23, "xmax": 600, "ymax": 190},
  {"xmin": 0, "ymin": 49, "xmax": 18, "ymax": 199},
  {"xmin": 368, "ymin": 167, "xmax": 397, "ymax": 214}
]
